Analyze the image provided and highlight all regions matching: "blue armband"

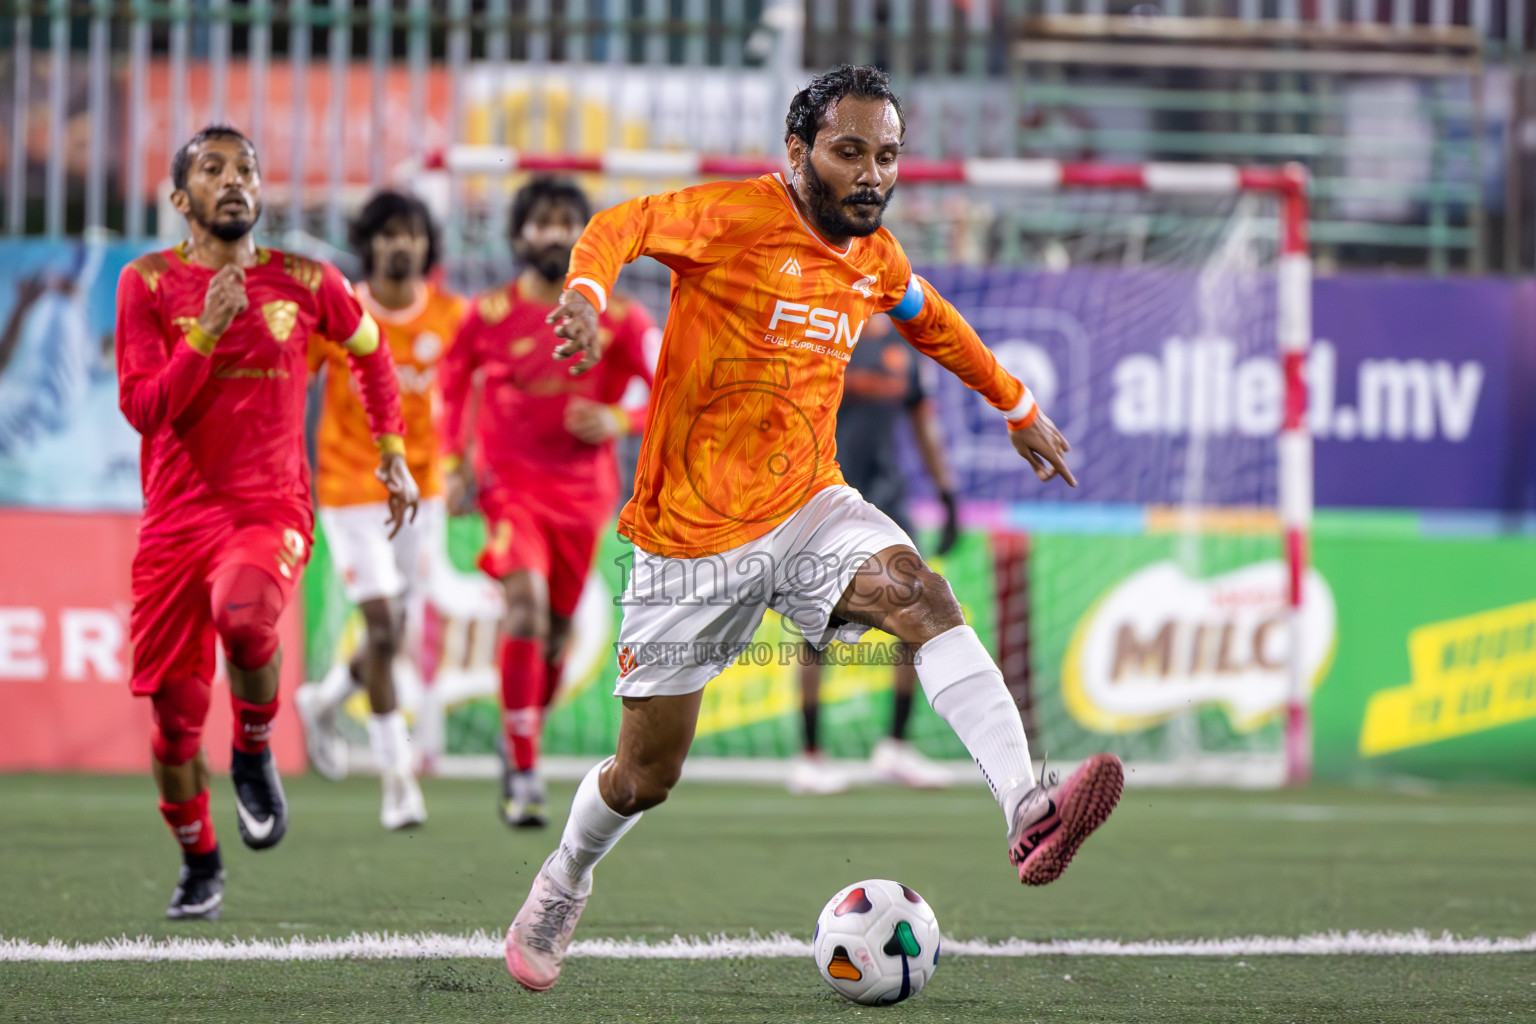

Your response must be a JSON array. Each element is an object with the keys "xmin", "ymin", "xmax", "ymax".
[{"xmin": 888, "ymin": 273, "xmax": 926, "ymax": 322}]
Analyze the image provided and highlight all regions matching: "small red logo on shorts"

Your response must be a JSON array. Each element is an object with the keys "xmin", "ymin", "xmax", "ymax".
[{"xmin": 617, "ymin": 645, "xmax": 638, "ymax": 678}]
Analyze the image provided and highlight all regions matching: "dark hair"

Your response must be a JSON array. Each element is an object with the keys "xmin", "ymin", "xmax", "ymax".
[
  {"xmin": 170, "ymin": 124, "xmax": 257, "ymax": 192},
  {"xmin": 349, "ymin": 189, "xmax": 440, "ymax": 276},
  {"xmin": 509, "ymin": 177, "xmax": 591, "ymax": 241},
  {"xmin": 784, "ymin": 64, "xmax": 905, "ymax": 150}
]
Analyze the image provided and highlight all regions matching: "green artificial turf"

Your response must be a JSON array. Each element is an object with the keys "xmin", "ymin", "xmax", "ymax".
[{"xmin": 3, "ymin": 774, "xmax": 1535, "ymax": 1022}]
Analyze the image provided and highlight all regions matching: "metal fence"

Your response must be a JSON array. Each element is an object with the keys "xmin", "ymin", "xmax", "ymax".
[{"xmin": 0, "ymin": 0, "xmax": 1527, "ymax": 270}]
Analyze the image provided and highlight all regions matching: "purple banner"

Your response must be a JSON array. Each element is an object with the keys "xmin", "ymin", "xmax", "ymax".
[{"xmin": 904, "ymin": 268, "xmax": 1536, "ymax": 512}]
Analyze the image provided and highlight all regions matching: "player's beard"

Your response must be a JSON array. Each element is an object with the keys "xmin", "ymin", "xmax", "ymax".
[
  {"xmin": 189, "ymin": 192, "xmax": 261, "ymax": 242},
  {"xmin": 521, "ymin": 244, "xmax": 572, "ymax": 284},
  {"xmin": 383, "ymin": 250, "xmax": 416, "ymax": 282},
  {"xmin": 801, "ymin": 159, "xmax": 891, "ymax": 239}
]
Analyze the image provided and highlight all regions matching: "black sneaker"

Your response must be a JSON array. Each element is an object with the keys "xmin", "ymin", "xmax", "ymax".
[
  {"xmin": 501, "ymin": 768, "xmax": 548, "ymax": 829},
  {"xmin": 231, "ymin": 747, "xmax": 289, "ymax": 850},
  {"xmin": 166, "ymin": 850, "xmax": 225, "ymax": 920}
]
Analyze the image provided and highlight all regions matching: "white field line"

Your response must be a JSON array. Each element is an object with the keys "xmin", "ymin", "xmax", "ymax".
[{"xmin": 5, "ymin": 930, "xmax": 1536, "ymax": 963}]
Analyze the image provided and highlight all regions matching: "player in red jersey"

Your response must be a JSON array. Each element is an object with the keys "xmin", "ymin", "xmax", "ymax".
[
  {"xmin": 115, "ymin": 126, "xmax": 416, "ymax": 920},
  {"xmin": 440, "ymin": 178, "xmax": 657, "ymax": 829}
]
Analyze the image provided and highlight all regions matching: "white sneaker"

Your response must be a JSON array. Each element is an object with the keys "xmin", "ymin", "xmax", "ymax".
[
  {"xmin": 786, "ymin": 752, "xmax": 849, "ymax": 795},
  {"xmin": 295, "ymin": 682, "xmax": 348, "ymax": 781},
  {"xmin": 870, "ymin": 737, "xmax": 952, "ymax": 790},
  {"xmin": 505, "ymin": 853, "xmax": 590, "ymax": 991},
  {"xmin": 381, "ymin": 768, "xmax": 427, "ymax": 831}
]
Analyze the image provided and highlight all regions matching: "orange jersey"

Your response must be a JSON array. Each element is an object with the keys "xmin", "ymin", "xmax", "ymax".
[
  {"xmin": 564, "ymin": 173, "xmax": 1025, "ymax": 558},
  {"xmin": 311, "ymin": 282, "xmax": 466, "ymax": 507}
]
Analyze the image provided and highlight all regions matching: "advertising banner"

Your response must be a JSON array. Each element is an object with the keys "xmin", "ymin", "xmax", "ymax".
[
  {"xmin": 1310, "ymin": 535, "xmax": 1536, "ymax": 784},
  {"xmin": 914, "ymin": 270, "xmax": 1536, "ymax": 512},
  {"xmin": 1028, "ymin": 530, "xmax": 1336, "ymax": 768},
  {"xmin": 0, "ymin": 242, "xmax": 151, "ymax": 511},
  {"xmin": 0, "ymin": 509, "xmax": 306, "ymax": 773}
]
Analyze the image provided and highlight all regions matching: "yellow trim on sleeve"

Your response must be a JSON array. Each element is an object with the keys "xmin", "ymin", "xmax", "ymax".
[
  {"xmin": 184, "ymin": 322, "xmax": 218, "ymax": 357},
  {"xmin": 376, "ymin": 433, "xmax": 406, "ymax": 457},
  {"xmin": 343, "ymin": 312, "xmax": 381, "ymax": 356}
]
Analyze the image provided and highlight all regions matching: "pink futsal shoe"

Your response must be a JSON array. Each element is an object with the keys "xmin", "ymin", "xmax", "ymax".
[
  {"xmin": 1007, "ymin": 753, "xmax": 1124, "ymax": 886},
  {"xmin": 505, "ymin": 853, "xmax": 590, "ymax": 991}
]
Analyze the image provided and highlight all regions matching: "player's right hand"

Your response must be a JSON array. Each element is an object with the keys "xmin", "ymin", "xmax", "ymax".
[
  {"xmin": 1009, "ymin": 411, "xmax": 1077, "ymax": 488},
  {"xmin": 198, "ymin": 264, "xmax": 248, "ymax": 337},
  {"xmin": 547, "ymin": 288, "xmax": 605, "ymax": 375}
]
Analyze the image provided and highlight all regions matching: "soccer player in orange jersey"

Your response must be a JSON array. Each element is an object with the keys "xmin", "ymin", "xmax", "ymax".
[
  {"xmin": 502, "ymin": 66, "xmax": 1124, "ymax": 990},
  {"xmin": 296, "ymin": 190, "xmax": 465, "ymax": 831},
  {"xmin": 115, "ymin": 127, "xmax": 416, "ymax": 920},
  {"xmin": 439, "ymin": 179, "xmax": 657, "ymax": 830}
]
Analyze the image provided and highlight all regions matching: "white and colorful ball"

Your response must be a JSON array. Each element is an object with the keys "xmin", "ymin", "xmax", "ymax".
[{"xmin": 811, "ymin": 879, "xmax": 941, "ymax": 1005}]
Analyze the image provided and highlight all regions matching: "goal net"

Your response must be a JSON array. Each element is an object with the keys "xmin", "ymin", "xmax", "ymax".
[{"xmin": 307, "ymin": 152, "xmax": 1315, "ymax": 786}]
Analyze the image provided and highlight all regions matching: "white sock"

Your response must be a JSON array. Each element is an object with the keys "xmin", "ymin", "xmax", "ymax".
[
  {"xmin": 546, "ymin": 757, "xmax": 641, "ymax": 895},
  {"xmin": 367, "ymin": 711, "xmax": 413, "ymax": 775},
  {"xmin": 315, "ymin": 661, "xmax": 359, "ymax": 713},
  {"xmin": 915, "ymin": 625, "xmax": 1036, "ymax": 826}
]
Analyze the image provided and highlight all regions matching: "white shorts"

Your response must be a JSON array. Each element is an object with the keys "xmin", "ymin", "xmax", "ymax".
[
  {"xmin": 318, "ymin": 496, "xmax": 446, "ymax": 605},
  {"xmin": 613, "ymin": 485, "xmax": 915, "ymax": 698}
]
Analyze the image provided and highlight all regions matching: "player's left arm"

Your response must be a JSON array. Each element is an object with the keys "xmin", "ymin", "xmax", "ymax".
[
  {"xmin": 885, "ymin": 270, "xmax": 1076, "ymax": 488},
  {"xmin": 903, "ymin": 353, "xmax": 960, "ymax": 554},
  {"xmin": 315, "ymin": 263, "xmax": 419, "ymax": 534},
  {"xmin": 563, "ymin": 300, "xmax": 659, "ymax": 444}
]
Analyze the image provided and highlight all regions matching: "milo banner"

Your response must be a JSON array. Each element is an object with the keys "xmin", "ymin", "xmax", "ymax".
[{"xmin": 1028, "ymin": 531, "xmax": 1337, "ymax": 771}]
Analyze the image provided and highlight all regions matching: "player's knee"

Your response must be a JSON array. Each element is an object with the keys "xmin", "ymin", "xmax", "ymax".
[
  {"xmin": 546, "ymin": 617, "xmax": 572, "ymax": 660},
  {"xmin": 151, "ymin": 682, "xmax": 210, "ymax": 766},
  {"xmin": 501, "ymin": 571, "xmax": 550, "ymax": 640},
  {"xmin": 361, "ymin": 613, "xmax": 400, "ymax": 663},
  {"xmin": 211, "ymin": 566, "xmax": 283, "ymax": 670},
  {"xmin": 502, "ymin": 593, "xmax": 549, "ymax": 640},
  {"xmin": 606, "ymin": 760, "xmax": 681, "ymax": 815},
  {"xmin": 882, "ymin": 569, "xmax": 964, "ymax": 645}
]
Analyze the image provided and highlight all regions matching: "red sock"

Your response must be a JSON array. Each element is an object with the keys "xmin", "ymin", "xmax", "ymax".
[
  {"xmin": 542, "ymin": 659, "xmax": 565, "ymax": 708},
  {"xmin": 500, "ymin": 638, "xmax": 545, "ymax": 772},
  {"xmin": 231, "ymin": 694, "xmax": 279, "ymax": 754},
  {"xmin": 159, "ymin": 790, "xmax": 218, "ymax": 855}
]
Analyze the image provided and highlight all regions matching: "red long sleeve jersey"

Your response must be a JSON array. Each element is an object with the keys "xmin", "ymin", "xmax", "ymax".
[
  {"xmin": 439, "ymin": 280, "xmax": 657, "ymax": 510},
  {"xmin": 116, "ymin": 245, "xmax": 405, "ymax": 534}
]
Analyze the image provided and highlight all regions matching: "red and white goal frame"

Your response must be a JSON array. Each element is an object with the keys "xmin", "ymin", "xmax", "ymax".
[{"xmin": 424, "ymin": 147, "xmax": 1314, "ymax": 785}]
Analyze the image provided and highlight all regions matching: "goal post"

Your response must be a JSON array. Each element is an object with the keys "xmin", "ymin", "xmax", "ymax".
[{"xmin": 412, "ymin": 147, "xmax": 1314, "ymax": 786}]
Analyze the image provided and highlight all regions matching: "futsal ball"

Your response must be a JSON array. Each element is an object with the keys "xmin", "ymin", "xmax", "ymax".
[{"xmin": 812, "ymin": 879, "xmax": 941, "ymax": 1005}]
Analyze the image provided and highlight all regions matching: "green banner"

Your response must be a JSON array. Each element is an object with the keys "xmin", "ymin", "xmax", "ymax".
[
  {"xmin": 1027, "ymin": 531, "xmax": 1327, "ymax": 765},
  {"xmin": 1310, "ymin": 536, "xmax": 1536, "ymax": 784}
]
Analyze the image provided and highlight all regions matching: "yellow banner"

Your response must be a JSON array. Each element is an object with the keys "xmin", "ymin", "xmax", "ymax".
[{"xmin": 1359, "ymin": 598, "xmax": 1536, "ymax": 756}]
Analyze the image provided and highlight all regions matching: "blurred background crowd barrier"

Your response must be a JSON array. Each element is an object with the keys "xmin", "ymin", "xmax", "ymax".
[{"xmin": 1, "ymin": 0, "xmax": 1530, "ymax": 271}]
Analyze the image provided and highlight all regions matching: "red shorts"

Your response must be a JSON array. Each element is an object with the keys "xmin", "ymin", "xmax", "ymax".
[
  {"xmin": 478, "ymin": 486, "xmax": 607, "ymax": 618},
  {"xmin": 129, "ymin": 503, "xmax": 312, "ymax": 697}
]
